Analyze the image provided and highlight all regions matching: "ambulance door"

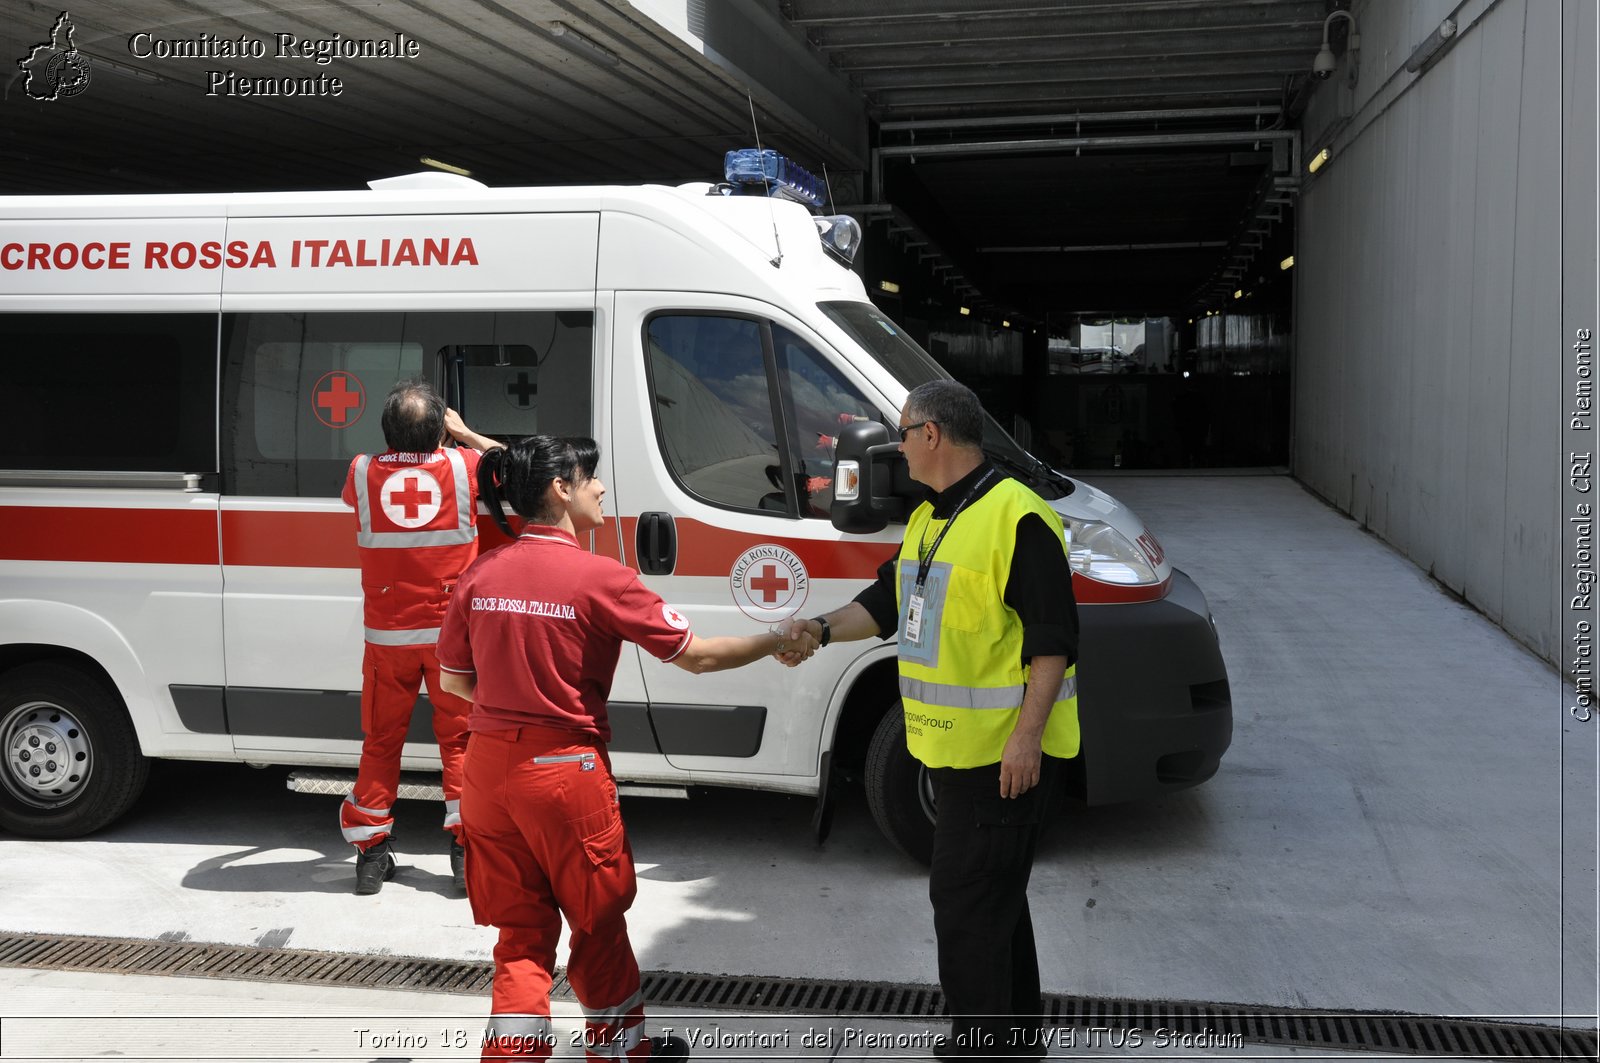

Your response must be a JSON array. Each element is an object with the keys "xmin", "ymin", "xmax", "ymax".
[
  {"xmin": 609, "ymin": 292, "xmax": 896, "ymax": 782},
  {"xmin": 440, "ymin": 304, "xmax": 664, "ymax": 778}
]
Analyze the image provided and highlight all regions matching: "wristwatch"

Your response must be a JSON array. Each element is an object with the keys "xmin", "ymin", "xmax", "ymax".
[
  {"xmin": 767, "ymin": 623, "xmax": 789, "ymax": 652},
  {"xmin": 810, "ymin": 615, "xmax": 831, "ymax": 647}
]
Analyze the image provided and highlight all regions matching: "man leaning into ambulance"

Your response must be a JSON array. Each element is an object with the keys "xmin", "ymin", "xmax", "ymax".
[
  {"xmin": 339, "ymin": 379, "xmax": 501, "ymax": 895},
  {"xmin": 792, "ymin": 379, "xmax": 1078, "ymax": 1060}
]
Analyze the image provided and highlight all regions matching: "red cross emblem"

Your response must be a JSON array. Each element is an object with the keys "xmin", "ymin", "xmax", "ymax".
[
  {"xmin": 748, "ymin": 563, "xmax": 791, "ymax": 604},
  {"xmin": 729, "ymin": 544, "xmax": 809, "ymax": 621},
  {"xmin": 312, "ymin": 371, "xmax": 365, "ymax": 428},
  {"xmin": 390, "ymin": 477, "xmax": 433, "ymax": 520},
  {"xmin": 380, "ymin": 467, "xmax": 443, "ymax": 528}
]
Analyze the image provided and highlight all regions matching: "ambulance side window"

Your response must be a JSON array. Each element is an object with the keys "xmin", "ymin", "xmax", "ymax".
[
  {"xmin": 221, "ymin": 311, "xmax": 592, "ymax": 497},
  {"xmin": 771, "ymin": 325, "xmax": 880, "ymax": 519},
  {"xmin": 440, "ymin": 311, "xmax": 593, "ymax": 444},
  {"xmin": 645, "ymin": 314, "xmax": 787, "ymax": 515},
  {"xmin": 1, "ymin": 313, "xmax": 216, "ymax": 473}
]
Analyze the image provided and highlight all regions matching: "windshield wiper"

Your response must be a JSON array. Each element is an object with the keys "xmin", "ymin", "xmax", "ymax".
[{"xmin": 985, "ymin": 449, "xmax": 1073, "ymax": 494}]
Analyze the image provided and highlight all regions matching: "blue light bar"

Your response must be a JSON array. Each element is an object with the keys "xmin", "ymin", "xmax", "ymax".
[{"xmin": 724, "ymin": 148, "xmax": 825, "ymax": 208}]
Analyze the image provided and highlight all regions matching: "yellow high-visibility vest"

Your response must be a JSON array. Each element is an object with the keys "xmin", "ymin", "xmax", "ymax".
[{"xmin": 894, "ymin": 476, "xmax": 1079, "ymax": 768}]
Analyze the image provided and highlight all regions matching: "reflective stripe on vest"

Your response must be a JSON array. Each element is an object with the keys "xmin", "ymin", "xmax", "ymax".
[
  {"xmin": 364, "ymin": 626, "xmax": 442, "ymax": 646},
  {"xmin": 899, "ymin": 672, "xmax": 1077, "ymax": 711},
  {"xmin": 895, "ymin": 476, "xmax": 1080, "ymax": 768},
  {"xmin": 353, "ymin": 448, "xmax": 475, "ymax": 549}
]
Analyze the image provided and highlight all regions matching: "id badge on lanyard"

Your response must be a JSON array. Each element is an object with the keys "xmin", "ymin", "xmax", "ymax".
[
  {"xmin": 906, "ymin": 467, "xmax": 994, "ymax": 651},
  {"xmin": 904, "ymin": 586, "xmax": 927, "ymax": 645}
]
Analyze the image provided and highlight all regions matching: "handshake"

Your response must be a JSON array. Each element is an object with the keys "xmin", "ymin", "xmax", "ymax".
[{"xmin": 769, "ymin": 618, "xmax": 822, "ymax": 667}]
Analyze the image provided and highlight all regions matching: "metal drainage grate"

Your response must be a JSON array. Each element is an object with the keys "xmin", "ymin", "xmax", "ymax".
[{"xmin": 1, "ymin": 931, "xmax": 1593, "ymax": 1060}]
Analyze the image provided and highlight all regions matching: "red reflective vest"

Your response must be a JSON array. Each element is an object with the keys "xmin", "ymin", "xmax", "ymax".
[{"xmin": 343, "ymin": 447, "xmax": 481, "ymax": 645}]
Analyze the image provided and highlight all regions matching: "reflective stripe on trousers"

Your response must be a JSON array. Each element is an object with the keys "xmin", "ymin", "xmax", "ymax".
[
  {"xmin": 583, "ymin": 1023, "xmax": 643, "ymax": 1059},
  {"xmin": 365, "ymin": 626, "xmax": 442, "ymax": 646},
  {"xmin": 483, "ymin": 1013, "xmax": 555, "ymax": 1061},
  {"xmin": 580, "ymin": 988, "xmax": 642, "ymax": 1029},
  {"xmin": 899, "ymin": 672, "xmax": 1077, "ymax": 710}
]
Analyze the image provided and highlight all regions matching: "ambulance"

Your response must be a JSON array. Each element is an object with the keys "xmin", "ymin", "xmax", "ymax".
[{"xmin": 0, "ymin": 155, "xmax": 1231, "ymax": 862}]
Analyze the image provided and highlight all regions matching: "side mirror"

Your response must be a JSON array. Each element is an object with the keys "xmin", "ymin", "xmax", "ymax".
[{"xmin": 830, "ymin": 420, "xmax": 915, "ymax": 533}]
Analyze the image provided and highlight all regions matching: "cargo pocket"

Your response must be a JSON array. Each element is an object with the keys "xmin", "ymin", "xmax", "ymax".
[
  {"xmin": 972, "ymin": 790, "xmax": 1042, "ymax": 873},
  {"xmin": 567, "ymin": 805, "xmax": 636, "ymax": 931}
]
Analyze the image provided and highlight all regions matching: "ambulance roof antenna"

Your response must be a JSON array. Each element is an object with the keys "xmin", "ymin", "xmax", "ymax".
[
  {"xmin": 821, "ymin": 162, "xmax": 836, "ymax": 214},
  {"xmin": 748, "ymin": 93, "xmax": 783, "ymax": 268}
]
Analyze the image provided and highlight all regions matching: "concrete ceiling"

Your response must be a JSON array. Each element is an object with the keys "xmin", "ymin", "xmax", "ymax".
[{"xmin": 2, "ymin": 0, "xmax": 1342, "ymax": 320}]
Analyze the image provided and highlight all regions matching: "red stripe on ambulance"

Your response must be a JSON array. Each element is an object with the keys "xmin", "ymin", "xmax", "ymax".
[
  {"xmin": 0, "ymin": 507, "xmax": 219, "ymax": 565},
  {"xmin": 2, "ymin": 506, "xmax": 1168, "ymax": 603}
]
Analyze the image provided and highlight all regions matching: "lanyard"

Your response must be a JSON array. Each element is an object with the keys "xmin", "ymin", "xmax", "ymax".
[{"xmin": 914, "ymin": 467, "xmax": 996, "ymax": 592}]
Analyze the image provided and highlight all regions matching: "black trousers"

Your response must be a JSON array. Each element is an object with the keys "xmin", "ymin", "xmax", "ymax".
[{"xmin": 928, "ymin": 755, "xmax": 1060, "ymax": 1058}]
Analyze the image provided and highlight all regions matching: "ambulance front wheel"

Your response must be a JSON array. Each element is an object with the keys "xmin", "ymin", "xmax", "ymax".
[
  {"xmin": 864, "ymin": 705, "xmax": 936, "ymax": 865},
  {"xmin": 0, "ymin": 662, "xmax": 149, "ymax": 838}
]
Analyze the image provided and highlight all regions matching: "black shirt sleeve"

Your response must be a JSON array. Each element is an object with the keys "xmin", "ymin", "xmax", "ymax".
[
  {"xmin": 851, "ymin": 549, "xmax": 900, "ymax": 640},
  {"xmin": 1004, "ymin": 512, "xmax": 1079, "ymax": 666}
]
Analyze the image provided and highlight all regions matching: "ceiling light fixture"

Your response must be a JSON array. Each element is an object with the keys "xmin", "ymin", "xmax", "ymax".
[
  {"xmin": 420, "ymin": 157, "xmax": 472, "ymax": 177},
  {"xmin": 543, "ymin": 21, "xmax": 621, "ymax": 66},
  {"xmin": 1404, "ymin": 18, "xmax": 1459, "ymax": 74}
]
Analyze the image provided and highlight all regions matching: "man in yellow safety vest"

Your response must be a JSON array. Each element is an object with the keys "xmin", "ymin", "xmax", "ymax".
[{"xmin": 793, "ymin": 379, "xmax": 1079, "ymax": 1061}]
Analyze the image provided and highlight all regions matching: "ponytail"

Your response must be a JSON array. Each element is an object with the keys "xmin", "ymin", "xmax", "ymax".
[
  {"xmin": 479, "ymin": 435, "xmax": 602, "ymax": 531},
  {"xmin": 478, "ymin": 446, "xmax": 516, "ymax": 540}
]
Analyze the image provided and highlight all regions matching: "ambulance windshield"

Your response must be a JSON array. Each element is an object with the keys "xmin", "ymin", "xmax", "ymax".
[{"xmin": 818, "ymin": 300, "xmax": 1069, "ymax": 498}]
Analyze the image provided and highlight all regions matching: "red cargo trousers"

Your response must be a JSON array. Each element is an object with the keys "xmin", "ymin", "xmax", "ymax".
[
  {"xmin": 339, "ymin": 642, "xmax": 471, "ymax": 850},
  {"xmin": 463, "ymin": 725, "xmax": 652, "ymax": 1063}
]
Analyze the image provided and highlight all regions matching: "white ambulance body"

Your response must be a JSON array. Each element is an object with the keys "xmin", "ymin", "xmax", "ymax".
[{"xmin": 0, "ymin": 171, "xmax": 1231, "ymax": 860}]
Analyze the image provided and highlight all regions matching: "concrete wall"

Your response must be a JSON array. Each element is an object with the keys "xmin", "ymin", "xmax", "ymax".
[{"xmin": 1294, "ymin": 0, "xmax": 1572, "ymax": 667}]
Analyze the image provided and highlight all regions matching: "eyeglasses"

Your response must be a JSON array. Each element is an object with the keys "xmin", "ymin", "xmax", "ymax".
[{"xmin": 897, "ymin": 420, "xmax": 935, "ymax": 442}]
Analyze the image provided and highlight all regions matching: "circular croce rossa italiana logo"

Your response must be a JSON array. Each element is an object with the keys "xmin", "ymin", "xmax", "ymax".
[{"xmin": 729, "ymin": 544, "xmax": 809, "ymax": 622}]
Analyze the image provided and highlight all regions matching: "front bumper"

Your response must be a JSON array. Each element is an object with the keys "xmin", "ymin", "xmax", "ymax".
[{"xmin": 1068, "ymin": 567, "xmax": 1233, "ymax": 805}]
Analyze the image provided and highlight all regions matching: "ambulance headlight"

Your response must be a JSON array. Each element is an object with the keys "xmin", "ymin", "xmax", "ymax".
[
  {"xmin": 834, "ymin": 459, "xmax": 862, "ymax": 501},
  {"xmin": 1063, "ymin": 517, "xmax": 1159, "ymax": 585},
  {"xmin": 814, "ymin": 215, "xmax": 862, "ymax": 265}
]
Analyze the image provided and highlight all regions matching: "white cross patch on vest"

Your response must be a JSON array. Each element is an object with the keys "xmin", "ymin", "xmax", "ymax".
[{"xmin": 380, "ymin": 468, "xmax": 443, "ymax": 528}]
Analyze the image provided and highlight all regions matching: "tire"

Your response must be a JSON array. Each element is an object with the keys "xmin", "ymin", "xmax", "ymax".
[
  {"xmin": 0, "ymin": 662, "xmax": 148, "ymax": 838},
  {"xmin": 863, "ymin": 703, "xmax": 935, "ymax": 866}
]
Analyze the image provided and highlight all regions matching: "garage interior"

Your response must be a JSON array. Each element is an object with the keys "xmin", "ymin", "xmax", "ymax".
[{"xmin": 4, "ymin": 0, "xmax": 1336, "ymax": 474}]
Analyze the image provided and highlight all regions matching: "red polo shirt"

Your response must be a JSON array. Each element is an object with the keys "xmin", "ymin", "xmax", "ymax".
[{"xmin": 436, "ymin": 527, "xmax": 692, "ymax": 739}]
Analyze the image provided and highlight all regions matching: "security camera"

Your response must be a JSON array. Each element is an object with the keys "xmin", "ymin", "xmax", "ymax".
[{"xmin": 1313, "ymin": 10, "xmax": 1358, "ymax": 81}]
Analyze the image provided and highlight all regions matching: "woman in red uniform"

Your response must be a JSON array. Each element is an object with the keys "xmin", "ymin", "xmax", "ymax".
[{"xmin": 437, "ymin": 435, "xmax": 808, "ymax": 1063}]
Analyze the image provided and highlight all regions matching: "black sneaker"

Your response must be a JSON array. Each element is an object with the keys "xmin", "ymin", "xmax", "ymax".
[
  {"xmin": 450, "ymin": 838, "xmax": 466, "ymax": 892},
  {"xmin": 649, "ymin": 1033, "xmax": 690, "ymax": 1062},
  {"xmin": 354, "ymin": 840, "xmax": 396, "ymax": 895}
]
